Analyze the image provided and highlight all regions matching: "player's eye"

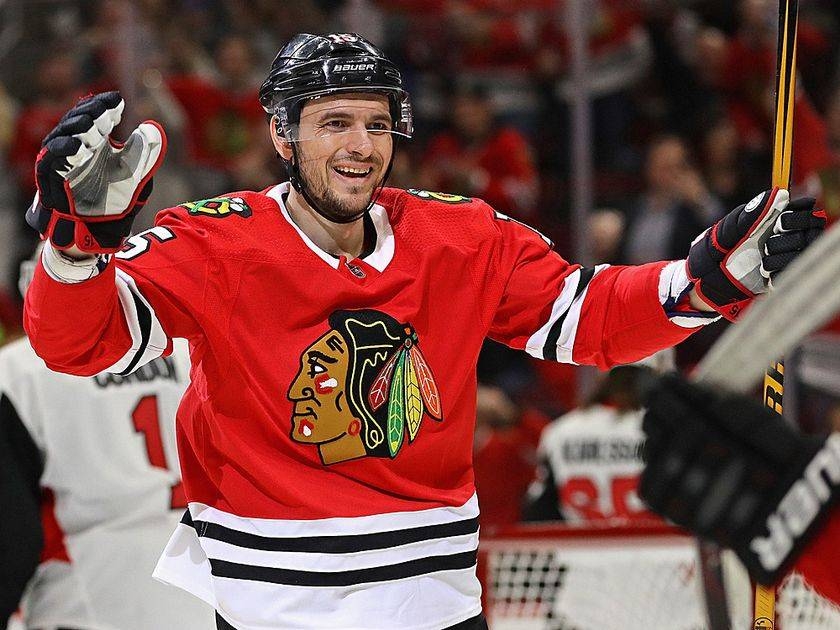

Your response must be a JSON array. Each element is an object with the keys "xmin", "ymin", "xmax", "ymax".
[
  {"xmin": 322, "ymin": 119, "xmax": 347, "ymax": 131},
  {"xmin": 367, "ymin": 121, "xmax": 391, "ymax": 134}
]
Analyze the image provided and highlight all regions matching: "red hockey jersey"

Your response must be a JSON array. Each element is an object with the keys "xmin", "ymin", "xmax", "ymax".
[
  {"xmin": 793, "ymin": 507, "xmax": 840, "ymax": 607},
  {"xmin": 24, "ymin": 183, "xmax": 715, "ymax": 629}
]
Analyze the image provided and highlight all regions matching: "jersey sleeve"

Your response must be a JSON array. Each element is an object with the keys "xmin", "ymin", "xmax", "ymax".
[
  {"xmin": 791, "ymin": 506, "xmax": 840, "ymax": 606},
  {"xmin": 24, "ymin": 208, "xmax": 212, "ymax": 376},
  {"xmin": 484, "ymin": 207, "xmax": 718, "ymax": 369}
]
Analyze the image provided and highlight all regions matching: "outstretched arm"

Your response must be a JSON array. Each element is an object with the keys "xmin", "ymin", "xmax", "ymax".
[{"xmin": 486, "ymin": 189, "xmax": 824, "ymax": 368}]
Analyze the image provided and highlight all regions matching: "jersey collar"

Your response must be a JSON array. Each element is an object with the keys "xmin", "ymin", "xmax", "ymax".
[{"xmin": 265, "ymin": 182, "xmax": 395, "ymax": 272}]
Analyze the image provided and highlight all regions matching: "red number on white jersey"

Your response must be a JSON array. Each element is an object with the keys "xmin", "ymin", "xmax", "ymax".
[
  {"xmin": 132, "ymin": 395, "xmax": 186, "ymax": 509},
  {"xmin": 561, "ymin": 475, "xmax": 656, "ymax": 522}
]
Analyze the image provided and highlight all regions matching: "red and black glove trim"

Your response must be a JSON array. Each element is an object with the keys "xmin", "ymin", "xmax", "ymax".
[
  {"xmin": 26, "ymin": 91, "xmax": 165, "ymax": 254},
  {"xmin": 26, "ymin": 179, "xmax": 153, "ymax": 252},
  {"xmin": 688, "ymin": 189, "xmax": 825, "ymax": 321}
]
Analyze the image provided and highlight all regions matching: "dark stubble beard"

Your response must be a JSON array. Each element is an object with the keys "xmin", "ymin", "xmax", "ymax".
[{"xmin": 297, "ymin": 155, "xmax": 383, "ymax": 222}]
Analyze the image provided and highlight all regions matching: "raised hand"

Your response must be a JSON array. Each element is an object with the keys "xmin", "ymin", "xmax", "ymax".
[{"xmin": 26, "ymin": 91, "xmax": 167, "ymax": 254}]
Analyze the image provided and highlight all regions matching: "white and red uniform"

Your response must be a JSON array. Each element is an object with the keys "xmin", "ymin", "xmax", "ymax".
[
  {"xmin": 24, "ymin": 183, "xmax": 716, "ymax": 629},
  {"xmin": 530, "ymin": 404, "xmax": 658, "ymax": 523},
  {"xmin": 0, "ymin": 337, "xmax": 214, "ymax": 630}
]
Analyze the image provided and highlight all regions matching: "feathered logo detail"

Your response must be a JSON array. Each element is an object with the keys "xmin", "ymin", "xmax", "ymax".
[
  {"xmin": 369, "ymin": 325, "xmax": 443, "ymax": 457},
  {"xmin": 288, "ymin": 310, "xmax": 443, "ymax": 465}
]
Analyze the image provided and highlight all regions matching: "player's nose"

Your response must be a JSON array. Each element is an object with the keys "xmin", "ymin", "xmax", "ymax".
[{"xmin": 344, "ymin": 125, "xmax": 375, "ymax": 157}]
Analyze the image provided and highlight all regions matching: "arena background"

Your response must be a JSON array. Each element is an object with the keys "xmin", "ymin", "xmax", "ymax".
[{"xmin": 1, "ymin": 3, "xmax": 839, "ymax": 625}]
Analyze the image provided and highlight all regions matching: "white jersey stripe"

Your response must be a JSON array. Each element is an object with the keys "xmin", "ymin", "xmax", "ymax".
[
  {"xmin": 187, "ymin": 493, "xmax": 479, "ymax": 538},
  {"xmin": 154, "ymin": 495, "xmax": 482, "ymax": 629},
  {"xmin": 198, "ymin": 530, "xmax": 479, "ymax": 573},
  {"xmin": 209, "ymin": 549, "xmax": 477, "ymax": 586},
  {"xmin": 524, "ymin": 267, "xmax": 583, "ymax": 359},
  {"xmin": 209, "ymin": 569, "xmax": 482, "ymax": 630},
  {"xmin": 659, "ymin": 259, "xmax": 720, "ymax": 328},
  {"xmin": 106, "ymin": 269, "xmax": 168, "ymax": 374},
  {"xmin": 553, "ymin": 265, "xmax": 609, "ymax": 363},
  {"xmin": 525, "ymin": 264, "xmax": 608, "ymax": 363}
]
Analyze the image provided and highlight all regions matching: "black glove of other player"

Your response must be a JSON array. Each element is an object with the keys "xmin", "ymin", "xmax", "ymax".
[
  {"xmin": 26, "ymin": 91, "xmax": 167, "ymax": 254},
  {"xmin": 687, "ymin": 189, "xmax": 825, "ymax": 320},
  {"xmin": 639, "ymin": 374, "xmax": 840, "ymax": 586}
]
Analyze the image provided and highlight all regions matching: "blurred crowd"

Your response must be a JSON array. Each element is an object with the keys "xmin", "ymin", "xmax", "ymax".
[{"xmin": 2, "ymin": 0, "xmax": 840, "ymax": 531}]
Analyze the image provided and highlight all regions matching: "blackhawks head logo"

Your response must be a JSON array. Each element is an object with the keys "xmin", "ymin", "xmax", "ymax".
[
  {"xmin": 288, "ymin": 310, "xmax": 443, "ymax": 465},
  {"xmin": 181, "ymin": 196, "xmax": 251, "ymax": 218}
]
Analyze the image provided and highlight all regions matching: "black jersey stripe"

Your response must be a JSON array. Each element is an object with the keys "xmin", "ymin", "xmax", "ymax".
[
  {"xmin": 116, "ymin": 284, "xmax": 153, "ymax": 376},
  {"xmin": 542, "ymin": 266, "xmax": 596, "ymax": 361},
  {"xmin": 188, "ymin": 516, "xmax": 479, "ymax": 554},
  {"xmin": 181, "ymin": 509, "xmax": 193, "ymax": 526},
  {"xmin": 209, "ymin": 549, "xmax": 478, "ymax": 587}
]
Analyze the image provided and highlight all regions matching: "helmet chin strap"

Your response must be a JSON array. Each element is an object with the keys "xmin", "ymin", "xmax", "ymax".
[{"xmin": 285, "ymin": 141, "xmax": 396, "ymax": 225}]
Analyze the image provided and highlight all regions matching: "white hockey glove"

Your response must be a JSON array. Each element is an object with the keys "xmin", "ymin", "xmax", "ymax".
[
  {"xmin": 687, "ymin": 188, "xmax": 826, "ymax": 320},
  {"xmin": 26, "ymin": 91, "xmax": 167, "ymax": 254}
]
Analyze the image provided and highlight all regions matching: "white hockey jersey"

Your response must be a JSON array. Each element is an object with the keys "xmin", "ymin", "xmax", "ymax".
[
  {"xmin": 534, "ymin": 404, "xmax": 657, "ymax": 523},
  {"xmin": 0, "ymin": 337, "xmax": 214, "ymax": 630}
]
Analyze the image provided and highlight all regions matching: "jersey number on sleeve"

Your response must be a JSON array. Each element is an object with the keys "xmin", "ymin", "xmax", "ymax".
[
  {"xmin": 132, "ymin": 395, "xmax": 187, "ymax": 509},
  {"xmin": 117, "ymin": 226, "xmax": 176, "ymax": 260}
]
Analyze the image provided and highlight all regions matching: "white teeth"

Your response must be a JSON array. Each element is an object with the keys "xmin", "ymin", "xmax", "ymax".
[
  {"xmin": 322, "ymin": 378, "xmax": 338, "ymax": 388},
  {"xmin": 334, "ymin": 166, "xmax": 371, "ymax": 176},
  {"xmin": 303, "ymin": 425, "xmax": 312, "ymax": 437}
]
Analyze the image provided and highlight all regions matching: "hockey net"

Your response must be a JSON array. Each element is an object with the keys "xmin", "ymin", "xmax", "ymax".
[{"xmin": 478, "ymin": 521, "xmax": 840, "ymax": 630}]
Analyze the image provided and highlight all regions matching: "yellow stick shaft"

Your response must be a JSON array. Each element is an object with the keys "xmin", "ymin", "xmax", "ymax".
[{"xmin": 756, "ymin": 1, "xmax": 798, "ymax": 627}]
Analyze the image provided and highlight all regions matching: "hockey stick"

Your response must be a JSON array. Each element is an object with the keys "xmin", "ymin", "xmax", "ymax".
[
  {"xmin": 690, "ymin": 227, "xmax": 840, "ymax": 630},
  {"xmin": 699, "ymin": 3, "xmax": 799, "ymax": 627},
  {"xmin": 686, "ymin": 223, "xmax": 840, "ymax": 630},
  {"xmin": 756, "ymin": 3, "xmax": 797, "ymax": 625}
]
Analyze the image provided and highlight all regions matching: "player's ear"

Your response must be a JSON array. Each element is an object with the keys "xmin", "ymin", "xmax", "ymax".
[{"xmin": 270, "ymin": 116, "xmax": 293, "ymax": 160}]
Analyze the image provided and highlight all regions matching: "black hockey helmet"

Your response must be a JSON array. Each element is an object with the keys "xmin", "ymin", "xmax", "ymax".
[
  {"xmin": 259, "ymin": 33, "xmax": 413, "ymax": 138},
  {"xmin": 259, "ymin": 33, "xmax": 412, "ymax": 223}
]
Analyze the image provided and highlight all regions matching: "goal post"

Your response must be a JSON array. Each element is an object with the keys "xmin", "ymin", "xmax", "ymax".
[{"xmin": 478, "ymin": 521, "xmax": 840, "ymax": 630}]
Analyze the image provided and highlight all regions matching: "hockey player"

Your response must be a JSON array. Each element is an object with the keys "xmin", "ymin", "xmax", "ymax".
[
  {"xmin": 21, "ymin": 33, "xmax": 825, "ymax": 629},
  {"xmin": 640, "ymin": 375, "xmax": 840, "ymax": 607},
  {"xmin": 525, "ymin": 363, "xmax": 661, "ymax": 523},
  {"xmin": 1, "ymin": 256, "xmax": 214, "ymax": 629}
]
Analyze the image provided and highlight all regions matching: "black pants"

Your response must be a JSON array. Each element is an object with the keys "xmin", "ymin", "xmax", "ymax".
[{"xmin": 215, "ymin": 612, "xmax": 488, "ymax": 629}]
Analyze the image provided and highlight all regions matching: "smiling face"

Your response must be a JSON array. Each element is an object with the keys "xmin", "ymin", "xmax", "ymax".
[{"xmin": 274, "ymin": 94, "xmax": 394, "ymax": 221}]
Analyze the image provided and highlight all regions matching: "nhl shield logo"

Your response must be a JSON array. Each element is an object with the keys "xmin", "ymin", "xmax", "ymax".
[{"xmin": 288, "ymin": 310, "xmax": 443, "ymax": 465}]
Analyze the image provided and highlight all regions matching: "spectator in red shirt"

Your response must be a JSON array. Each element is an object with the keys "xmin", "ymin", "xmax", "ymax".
[
  {"xmin": 419, "ymin": 84, "xmax": 539, "ymax": 222},
  {"xmin": 722, "ymin": 0, "xmax": 831, "ymax": 153},
  {"xmin": 473, "ymin": 384, "xmax": 548, "ymax": 531},
  {"xmin": 165, "ymin": 34, "xmax": 273, "ymax": 192},
  {"xmin": 7, "ymin": 53, "xmax": 84, "ymax": 203}
]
